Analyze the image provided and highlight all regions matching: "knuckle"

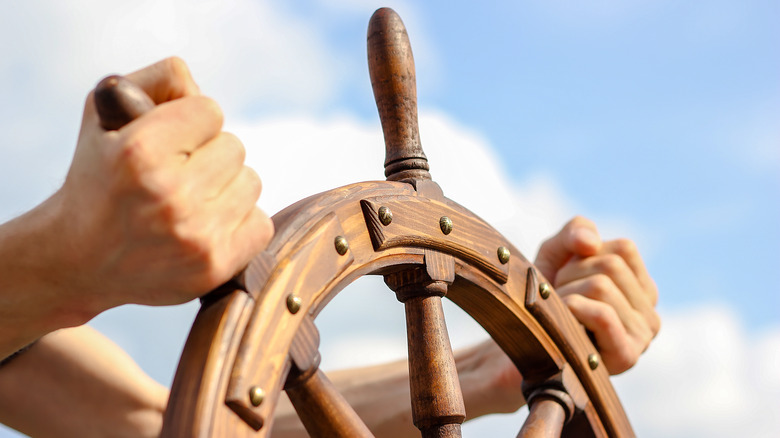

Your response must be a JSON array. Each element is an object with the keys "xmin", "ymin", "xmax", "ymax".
[
  {"xmin": 195, "ymin": 96, "xmax": 224, "ymax": 126},
  {"xmin": 164, "ymin": 56, "xmax": 196, "ymax": 95},
  {"xmin": 165, "ymin": 56, "xmax": 191, "ymax": 78},
  {"xmin": 117, "ymin": 134, "xmax": 153, "ymax": 173},
  {"xmin": 255, "ymin": 210, "xmax": 275, "ymax": 247},
  {"xmin": 591, "ymin": 304, "xmax": 618, "ymax": 333},
  {"xmin": 648, "ymin": 312, "xmax": 662, "ymax": 336},
  {"xmin": 154, "ymin": 191, "xmax": 188, "ymax": 228},
  {"xmin": 612, "ymin": 347, "xmax": 639, "ymax": 373},
  {"xmin": 648, "ymin": 280, "xmax": 660, "ymax": 305},
  {"xmin": 567, "ymin": 215, "xmax": 596, "ymax": 231},
  {"xmin": 222, "ymin": 132, "xmax": 246, "ymax": 163},
  {"xmin": 597, "ymin": 253, "xmax": 626, "ymax": 276},
  {"xmin": 174, "ymin": 226, "xmax": 215, "ymax": 266},
  {"xmin": 612, "ymin": 238, "xmax": 638, "ymax": 258},
  {"xmin": 587, "ymin": 274, "xmax": 615, "ymax": 301},
  {"xmin": 244, "ymin": 167, "xmax": 263, "ymax": 198}
]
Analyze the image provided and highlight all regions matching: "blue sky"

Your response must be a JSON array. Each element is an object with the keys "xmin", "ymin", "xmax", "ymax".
[
  {"xmin": 0, "ymin": 1, "xmax": 778, "ymax": 437},
  {"xmin": 273, "ymin": 0, "xmax": 780, "ymax": 328}
]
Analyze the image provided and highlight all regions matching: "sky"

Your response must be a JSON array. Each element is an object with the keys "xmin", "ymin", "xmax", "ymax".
[{"xmin": 0, "ymin": 1, "xmax": 778, "ymax": 437}]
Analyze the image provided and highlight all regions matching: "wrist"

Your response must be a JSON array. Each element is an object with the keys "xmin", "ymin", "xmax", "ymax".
[
  {"xmin": 455, "ymin": 341, "xmax": 526, "ymax": 420},
  {"xmin": 0, "ymin": 191, "xmax": 102, "ymax": 341}
]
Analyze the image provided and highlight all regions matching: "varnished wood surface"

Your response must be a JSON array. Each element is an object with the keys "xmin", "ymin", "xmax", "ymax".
[
  {"xmin": 286, "ymin": 369, "xmax": 374, "ymax": 438},
  {"xmin": 525, "ymin": 268, "xmax": 633, "ymax": 436},
  {"xmin": 94, "ymin": 75, "xmax": 155, "ymax": 130},
  {"xmin": 161, "ymin": 177, "xmax": 632, "ymax": 436},
  {"xmin": 518, "ymin": 399, "xmax": 566, "ymax": 438},
  {"xmin": 402, "ymin": 295, "xmax": 465, "ymax": 437},
  {"xmin": 161, "ymin": 287, "xmax": 256, "ymax": 437},
  {"xmin": 156, "ymin": 6, "xmax": 635, "ymax": 437},
  {"xmin": 368, "ymin": 8, "xmax": 430, "ymax": 182}
]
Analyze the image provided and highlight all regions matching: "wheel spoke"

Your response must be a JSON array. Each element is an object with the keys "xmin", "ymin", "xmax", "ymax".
[
  {"xmin": 284, "ymin": 318, "xmax": 374, "ymax": 437},
  {"xmin": 517, "ymin": 398, "xmax": 566, "ymax": 438},
  {"xmin": 286, "ymin": 369, "xmax": 374, "ymax": 438},
  {"xmin": 404, "ymin": 294, "xmax": 466, "ymax": 438}
]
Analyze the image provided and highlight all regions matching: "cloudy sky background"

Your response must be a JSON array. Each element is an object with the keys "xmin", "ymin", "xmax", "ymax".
[{"xmin": 1, "ymin": 1, "xmax": 778, "ymax": 436}]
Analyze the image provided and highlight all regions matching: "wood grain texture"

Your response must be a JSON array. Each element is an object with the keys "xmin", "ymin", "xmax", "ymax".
[
  {"xmin": 385, "ymin": 250, "xmax": 465, "ymax": 437},
  {"xmin": 518, "ymin": 399, "xmax": 567, "ymax": 438},
  {"xmin": 361, "ymin": 196, "xmax": 511, "ymax": 283},
  {"xmin": 368, "ymin": 7, "xmax": 430, "ymax": 182},
  {"xmin": 286, "ymin": 369, "xmax": 374, "ymax": 438},
  {"xmin": 284, "ymin": 319, "xmax": 374, "ymax": 437},
  {"xmin": 162, "ymin": 179, "xmax": 629, "ymax": 437},
  {"xmin": 94, "ymin": 75, "xmax": 155, "ymax": 130},
  {"xmin": 126, "ymin": 5, "xmax": 633, "ymax": 437},
  {"xmin": 161, "ymin": 288, "xmax": 256, "ymax": 437},
  {"xmin": 226, "ymin": 213, "xmax": 354, "ymax": 429},
  {"xmin": 402, "ymin": 295, "xmax": 465, "ymax": 437},
  {"xmin": 525, "ymin": 267, "xmax": 634, "ymax": 436}
]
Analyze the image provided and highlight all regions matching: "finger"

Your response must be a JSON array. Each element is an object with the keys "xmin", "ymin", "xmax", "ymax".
[
  {"xmin": 562, "ymin": 294, "xmax": 640, "ymax": 374},
  {"xmin": 185, "ymin": 167, "xmax": 270, "ymax": 289},
  {"xmin": 603, "ymin": 239, "xmax": 659, "ymax": 306},
  {"xmin": 183, "ymin": 132, "xmax": 246, "ymax": 200},
  {"xmin": 125, "ymin": 57, "xmax": 200, "ymax": 104},
  {"xmin": 556, "ymin": 276, "xmax": 648, "ymax": 338},
  {"xmin": 555, "ymin": 252, "xmax": 654, "ymax": 319},
  {"xmin": 535, "ymin": 216, "xmax": 602, "ymax": 282},
  {"xmin": 117, "ymin": 95, "xmax": 224, "ymax": 163},
  {"xmin": 228, "ymin": 206, "xmax": 275, "ymax": 269},
  {"xmin": 207, "ymin": 166, "xmax": 264, "ymax": 231}
]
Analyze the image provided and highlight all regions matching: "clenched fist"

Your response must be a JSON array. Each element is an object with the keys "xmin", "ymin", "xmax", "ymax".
[{"xmin": 0, "ymin": 58, "xmax": 273, "ymax": 359}]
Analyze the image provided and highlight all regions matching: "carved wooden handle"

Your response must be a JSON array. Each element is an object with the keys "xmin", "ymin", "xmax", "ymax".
[
  {"xmin": 94, "ymin": 75, "xmax": 155, "ymax": 130},
  {"xmin": 367, "ymin": 8, "xmax": 430, "ymax": 182}
]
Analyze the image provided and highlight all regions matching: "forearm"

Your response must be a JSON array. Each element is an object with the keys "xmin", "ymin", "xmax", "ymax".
[
  {"xmin": 271, "ymin": 359, "xmax": 415, "ymax": 437},
  {"xmin": 0, "ymin": 325, "xmax": 167, "ymax": 438},
  {"xmin": 272, "ymin": 341, "xmax": 524, "ymax": 437},
  {"xmin": 0, "ymin": 193, "xmax": 98, "ymax": 361}
]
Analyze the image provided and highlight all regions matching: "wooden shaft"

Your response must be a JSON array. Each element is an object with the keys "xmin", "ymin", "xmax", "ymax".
[
  {"xmin": 285, "ymin": 368, "xmax": 374, "ymax": 438},
  {"xmin": 367, "ymin": 7, "xmax": 431, "ymax": 182},
  {"xmin": 517, "ymin": 398, "xmax": 567, "ymax": 438},
  {"xmin": 94, "ymin": 75, "xmax": 155, "ymax": 130},
  {"xmin": 403, "ymin": 291, "xmax": 466, "ymax": 437}
]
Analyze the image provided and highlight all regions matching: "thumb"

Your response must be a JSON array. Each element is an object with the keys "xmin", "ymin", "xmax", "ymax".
[
  {"xmin": 125, "ymin": 57, "xmax": 201, "ymax": 104},
  {"xmin": 534, "ymin": 216, "xmax": 602, "ymax": 283}
]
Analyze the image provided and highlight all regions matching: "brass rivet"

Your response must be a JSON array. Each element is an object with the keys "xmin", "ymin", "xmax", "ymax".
[
  {"xmin": 497, "ymin": 246, "xmax": 510, "ymax": 264},
  {"xmin": 439, "ymin": 216, "xmax": 453, "ymax": 235},
  {"xmin": 287, "ymin": 294, "xmax": 302, "ymax": 314},
  {"xmin": 588, "ymin": 353, "xmax": 600, "ymax": 370},
  {"xmin": 249, "ymin": 386, "xmax": 265, "ymax": 407},
  {"xmin": 539, "ymin": 282, "xmax": 551, "ymax": 299},
  {"xmin": 334, "ymin": 235, "xmax": 349, "ymax": 255},
  {"xmin": 378, "ymin": 206, "xmax": 393, "ymax": 226}
]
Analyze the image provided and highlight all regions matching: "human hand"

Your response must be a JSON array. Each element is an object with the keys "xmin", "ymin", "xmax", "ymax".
[
  {"xmin": 535, "ymin": 216, "xmax": 660, "ymax": 374},
  {"xmin": 52, "ymin": 57, "xmax": 273, "ymax": 315},
  {"xmin": 457, "ymin": 216, "xmax": 658, "ymax": 420}
]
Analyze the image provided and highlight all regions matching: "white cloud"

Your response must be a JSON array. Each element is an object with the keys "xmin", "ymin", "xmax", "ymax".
[
  {"xmin": 232, "ymin": 110, "xmax": 581, "ymax": 258},
  {"xmin": 1, "ymin": 83, "xmax": 775, "ymax": 438},
  {"xmin": 1, "ymin": 2, "xmax": 775, "ymax": 437},
  {"xmin": 614, "ymin": 304, "xmax": 780, "ymax": 438},
  {"xmin": 1, "ymin": 0, "xmax": 340, "ymax": 115}
]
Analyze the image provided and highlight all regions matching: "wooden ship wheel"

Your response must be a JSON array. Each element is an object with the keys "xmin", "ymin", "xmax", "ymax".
[{"xmin": 96, "ymin": 7, "xmax": 634, "ymax": 438}]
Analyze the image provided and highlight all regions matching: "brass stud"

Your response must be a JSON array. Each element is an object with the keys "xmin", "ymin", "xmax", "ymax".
[
  {"xmin": 539, "ymin": 282, "xmax": 551, "ymax": 299},
  {"xmin": 439, "ymin": 216, "xmax": 453, "ymax": 235},
  {"xmin": 588, "ymin": 353, "xmax": 600, "ymax": 370},
  {"xmin": 378, "ymin": 206, "xmax": 393, "ymax": 226},
  {"xmin": 497, "ymin": 246, "xmax": 510, "ymax": 264},
  {"xmin": 287, "ymin": 294, "xmax": 302, "ymax": 314},
  {"xmin": 249, "ymin": 386, "xmax": 265, "ymax": 407},
  {"xmin": 334, "ymin": 235, "xmax": 349, "ymax": 255}
]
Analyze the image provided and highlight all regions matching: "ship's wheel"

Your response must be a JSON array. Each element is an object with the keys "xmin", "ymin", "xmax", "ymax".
[{"xmin": 97, "ymin": 7, "xmax": 634, "ymax": 438}]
